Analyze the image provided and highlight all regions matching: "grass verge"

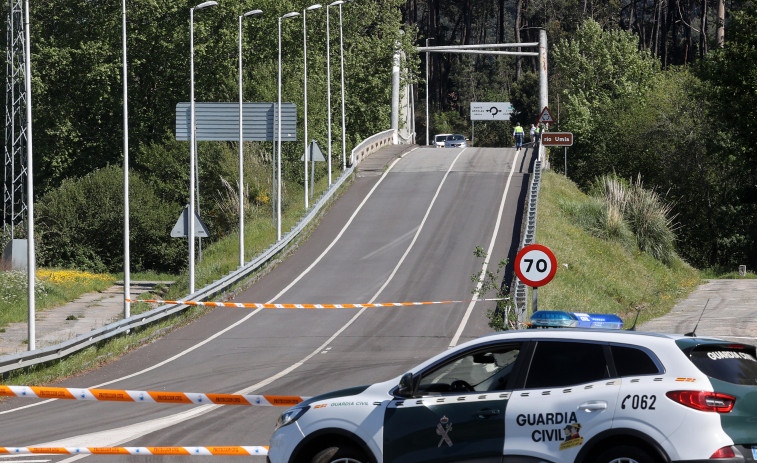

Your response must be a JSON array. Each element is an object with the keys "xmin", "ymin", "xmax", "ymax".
[
  {"xmin": 532, "ymin": 171, "xmax": 702, "ymax": 326},
  {"xmin": 0, "ymin": 269, "xmax": 115, "ymax": 328}
]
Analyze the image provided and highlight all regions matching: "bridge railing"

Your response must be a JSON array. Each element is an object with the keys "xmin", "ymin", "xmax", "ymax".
[
  {"xmin": 350, "ymin": 129, "xmax": 395, "ymax": 166},
  {"xmin": 513, "ymin": 142, "xmax": 545, "ymax": 325},
  {"xmin": 0, "ymin": 129, "xmax": 399, "ymax": 375}
]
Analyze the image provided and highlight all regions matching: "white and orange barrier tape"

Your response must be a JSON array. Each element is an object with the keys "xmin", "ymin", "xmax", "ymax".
[
  {"xmin": 0, "ymin": 385, "xmax": 306, "ymax": 407},
  {"xmin": 0, "ymin": 446, "xmax": 268, "ymax": 456},
  {"xmin": 126, "ymin": 297, "xmax": 505, "ymax": 309}
]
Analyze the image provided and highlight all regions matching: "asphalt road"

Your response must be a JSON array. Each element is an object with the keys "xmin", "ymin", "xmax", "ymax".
[{"xmin": 0, "ymin": 145, "xmax": 535, "ymax": 462}]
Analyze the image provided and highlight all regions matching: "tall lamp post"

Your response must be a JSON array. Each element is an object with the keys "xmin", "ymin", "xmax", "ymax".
[
  {"xmin": 337, "ymin": 0, "xmax": 353, "ymax": 169},
  {"xmin": 189, "ymin": 0, "xmax": 217, "ymax": 294},
  {"xmin": 326, "ymin": 1, "xmax": 343, "ymax": 185},
  {"xmin": 277, "ymin": 11, "xmax": 300, "ymax": 241},
  {"xmin": 122, "ymin": 0, "xmax": 130, "ymax": 318},
  {"xmin": 238, "ymin": 9, "xmax": 263, "ymax": 268},
  {"xmin": 425, "ymin": 37, "xmax": 433, "ymax": 146},
  {"xmin": 23, "ymin": 0, "xmax": 34, "ymax": 350},
  {"xmin": 303, "ymin": 4, "xmax": 322, "ymax": 210}
]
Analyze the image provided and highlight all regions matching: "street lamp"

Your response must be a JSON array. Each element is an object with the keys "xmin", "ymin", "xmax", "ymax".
[
  {"xmin": 303, "ymin": 4, "xmax": 322, "ymax": 209},
  {"xmin": 337, "ymin": 0, "xmax": 353, "ymax": 170},
  {"xmin": 278, "ymin": 11, "xmax": 300, "ymax": 241},
  {"xmin": 326, "ymin": 0, "xmax": 343, "ymax": 185},
  {"xmin": 122, "ymin": 0, "xmax": 130, "ymax": 318},
  {"xmin": 238, "ymin": 9, "xmax": 263, "ymax": 268},
  {"xmin": 23, "ymin": 0, "xmax": 35, "ymax": 350},
  {"xmin": 189, "ymin": 0, "xmax": 217, "ymax": 294},
  {"xmin": 425, "ymin": 37, "xmax": 433, "ymax": 146}
]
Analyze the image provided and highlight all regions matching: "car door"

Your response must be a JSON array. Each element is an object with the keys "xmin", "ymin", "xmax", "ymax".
[
  {"xmin": 384, "ymin": 342, "xmax": 523, "ymax": 463},
  {"xmin": 504, "ymin": 339, "xmax": 620, "ymax": 462}
]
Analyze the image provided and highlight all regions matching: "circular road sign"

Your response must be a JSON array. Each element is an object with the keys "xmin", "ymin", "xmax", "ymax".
[{"xmin": 515, "ymin": 244, "xmax": 557, "ymax": 287}]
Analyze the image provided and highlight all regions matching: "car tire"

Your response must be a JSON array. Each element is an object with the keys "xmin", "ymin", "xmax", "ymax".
[
  {"xmin": 310, "ymin": 445, "xmax": 368, "ymax": 463},
  {"xmin": 594, "ymin": 445, "xmax": 660, "ymax": 463}
]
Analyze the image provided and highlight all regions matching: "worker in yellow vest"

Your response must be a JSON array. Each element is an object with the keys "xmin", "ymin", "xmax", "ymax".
[{"xmin": 512, "ymin": 122, "xmax": 524, "ymax": 150}]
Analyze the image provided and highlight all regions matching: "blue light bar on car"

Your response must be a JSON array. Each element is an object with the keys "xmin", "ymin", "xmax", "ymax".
[{"xmin": 530, "ymin": 311, "xmax": 624, "ymax": 329}]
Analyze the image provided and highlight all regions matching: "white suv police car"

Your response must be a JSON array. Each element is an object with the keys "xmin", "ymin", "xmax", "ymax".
[{"xmin": 268, "ymin": 311, "xmax": 757, "ymax": 463}]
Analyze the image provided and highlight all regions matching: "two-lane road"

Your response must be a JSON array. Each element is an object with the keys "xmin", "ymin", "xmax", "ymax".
[{"xmin": 0, "ymin": 145, "xmax": 536, "ymax": 462}]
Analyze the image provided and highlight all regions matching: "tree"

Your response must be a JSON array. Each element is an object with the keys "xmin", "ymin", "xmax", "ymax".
[
  {"xmin": 551, "ymin": 19, "xmax": 659, "ymax": 185},
  {"xmin": 696, "ymin": 4, "xmax": 757, "ymax": 267}
]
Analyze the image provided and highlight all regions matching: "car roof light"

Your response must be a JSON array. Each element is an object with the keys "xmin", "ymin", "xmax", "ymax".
[
  {"xmin": 571, "ymin": 312, "xmax": 624, "ymax": 329},
  {"xmin": 529, "ymin": 311, "xmax": 579, "ymax": 328},
  {"xmin": 529, "ymin": 311, "xmax": 624, "ymax": 329}
]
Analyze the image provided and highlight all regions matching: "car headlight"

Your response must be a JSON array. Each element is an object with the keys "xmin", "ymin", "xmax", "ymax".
[{"xmin": 275, "ymin": 406, "xmax": 310, "ymax": 430}]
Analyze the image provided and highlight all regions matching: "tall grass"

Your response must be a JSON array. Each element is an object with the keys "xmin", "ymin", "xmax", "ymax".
[
  {"xmin": 536, "ymin": 171, "xmax": 700, "ymax": 325},
  {"xmin": 578, "ymin": 174, "xmax": 677, "ymax": 264}
]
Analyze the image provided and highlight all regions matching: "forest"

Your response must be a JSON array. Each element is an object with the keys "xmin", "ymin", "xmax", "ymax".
[
  {"xmin": 1, "ymin": 0, "xmax": 755, "ymax": 273},
  {"xmin": 406, "ymin": 0, "xmax": 756, "ymax": 271}
]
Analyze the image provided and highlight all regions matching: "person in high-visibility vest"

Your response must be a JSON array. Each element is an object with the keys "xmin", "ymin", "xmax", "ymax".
[{"xmin": 512, "ymin": 122, "xmax": 524, "ymax": 150}]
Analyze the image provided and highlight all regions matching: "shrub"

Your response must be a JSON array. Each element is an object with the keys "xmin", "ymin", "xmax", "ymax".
[{"xmin": 36, "ymin": 165, "xmax": 186, "ymax": 273}]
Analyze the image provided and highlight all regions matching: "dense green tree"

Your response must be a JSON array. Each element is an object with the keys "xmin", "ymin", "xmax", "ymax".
[
  {"xmin": 35, "ymin": 166, "xmax": 186, "ymax": 273},
  {"xmin": 696, "ymin": 4, "xmax": 757, "ymax": 267}
]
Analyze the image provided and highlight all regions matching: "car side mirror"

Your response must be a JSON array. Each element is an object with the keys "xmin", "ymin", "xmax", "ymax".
[{"xmin": 397, "ymin": 372, "xmax": 415, "ymax": 398}]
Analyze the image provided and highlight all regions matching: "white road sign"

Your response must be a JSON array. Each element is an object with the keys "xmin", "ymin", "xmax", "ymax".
[{"xmin": 470, "ymin": 102, "xmax": 514, "ymax": 121}]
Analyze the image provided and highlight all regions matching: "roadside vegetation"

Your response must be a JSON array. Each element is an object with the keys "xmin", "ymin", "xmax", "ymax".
[
  {"xmin": 0, "ymin": 269, "xmax": 115, "ymax": 329},
  {"xmin": 532, "ymin": 171, "xmax": 701, "ymax": 325}
]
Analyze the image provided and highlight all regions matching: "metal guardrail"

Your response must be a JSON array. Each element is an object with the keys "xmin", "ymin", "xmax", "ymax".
[
  {"xmin": 513, "ymin": 143, "xmax": 545, "ymax": 324},
  {"xmin": 0, "ymin": 130, "xmax": 398, "ymax": 375}
]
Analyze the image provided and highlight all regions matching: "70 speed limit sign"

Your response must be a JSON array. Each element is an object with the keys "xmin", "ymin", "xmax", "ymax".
[{"xmin": 515, "ymin": 244, "xmax": 557, "ymax": 287}]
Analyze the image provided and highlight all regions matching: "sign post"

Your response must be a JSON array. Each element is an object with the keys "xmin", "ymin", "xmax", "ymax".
[
  {"xmin": 540, "ymin": 132, "xmax": 574, "ymax": 176},
  {"xmin": 515, "ymin": 244, "xmax": 557, "ymax": 313}
]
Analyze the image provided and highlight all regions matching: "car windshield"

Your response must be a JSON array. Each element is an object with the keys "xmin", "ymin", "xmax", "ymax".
[
  {"xmin": 435, "ymin": 135, "xmax": 448, "ymax": 142},
  {"xmin": 449, "ymin": 135, "xmax": 464, "ymax": 141},
  {"xmin": 689, "ymin": 344, "xmax": 757, "ymax": 385}
]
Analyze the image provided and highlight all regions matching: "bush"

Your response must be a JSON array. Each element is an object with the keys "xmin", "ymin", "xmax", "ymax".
[
  {"xmin": 588, "ymin": 174, "xmax": 676, "ymax": 264},
  {"xmin": 36, "ymin": 165, "xmax": 186, "ymax": 273},
  {"xmin": 561, "ymin": 174, "xmax": 677, "ymax": 264}
]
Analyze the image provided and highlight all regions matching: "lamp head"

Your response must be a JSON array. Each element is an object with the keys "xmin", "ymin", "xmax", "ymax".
[
  {"xmin": 193, "ymin": 1, "xmax": 218, "ymax": 11},
  {"xmin": 280, "ymin": 11, "xmax": 300, "ymax": 19},
  {"xmin": 243, "ymin": 9, "xmax": 263, "ymax": 17},
  {"xmin": 328, "ymin": 0, "xmax": 344, "ymax": 6},
  {"xmin": 306, "ymin": 4, "xmax": 323, "ymax": 10}
]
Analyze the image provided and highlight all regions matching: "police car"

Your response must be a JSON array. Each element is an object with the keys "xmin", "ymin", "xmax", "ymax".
[{"xmin": 268, "ymin": 311, "xmax": 757, "ymax": 463}]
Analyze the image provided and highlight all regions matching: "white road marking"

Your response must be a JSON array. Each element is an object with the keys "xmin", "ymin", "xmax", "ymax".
[
  {"xmin": 449, "ymin": 147, "xmax": 521, "ymax": 348},
  {"xmin": 15, "ymin": 146, "xmax": 516, "ymax": 459}
]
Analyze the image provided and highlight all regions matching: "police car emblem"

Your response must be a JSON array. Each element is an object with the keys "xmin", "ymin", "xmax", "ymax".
[
  {"xmin": 559, "ymin": 423, "xmax": 583, "ymax": 451},
  {"xmin": 436, "ymin": 416, "xmax": 453, "ymax": 447}
]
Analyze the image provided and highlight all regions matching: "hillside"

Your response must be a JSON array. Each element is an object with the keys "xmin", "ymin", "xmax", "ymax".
[{"xmin": 532, "ymin": 170, "xmax": 701, "ymax": 327}]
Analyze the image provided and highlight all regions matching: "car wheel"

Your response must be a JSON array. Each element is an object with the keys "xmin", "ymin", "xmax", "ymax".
[
  {"xmin": 595, "ymin": 445, "xmax": 659, "ymax": 463},
  {"xmin": 310, "ymin": 445, "xmax": 369, "ymax": 463}
]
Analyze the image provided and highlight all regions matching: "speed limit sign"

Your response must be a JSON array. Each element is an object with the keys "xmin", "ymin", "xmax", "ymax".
[{"xmin": 515, "ymin": 244, "xmax": 557, "ymax": 287}]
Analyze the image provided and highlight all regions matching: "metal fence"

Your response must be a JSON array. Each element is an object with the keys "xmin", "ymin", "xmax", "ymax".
[
  {"xmin": 513, "ymin": 143, "xmax": 545, "ymax": 324},
  {"xmin": 0, "ymin": 130, "xmax": 398, "ymax": 375}
]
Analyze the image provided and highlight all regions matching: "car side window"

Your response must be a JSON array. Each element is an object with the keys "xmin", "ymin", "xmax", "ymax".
[
  {"xmin": 611, "ymin": 344, "xmax": 661, "ymax": 376},
  {"xmin": 525, "ymin": 341, "xmax": 610, "ymax": 389},
  {"xmin": 417, "ymin": 343, "xmax": 522, "ymax": 395}
]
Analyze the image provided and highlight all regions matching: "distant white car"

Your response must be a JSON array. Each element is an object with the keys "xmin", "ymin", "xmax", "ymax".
[
  {"xmin": 434, "ymin": 133, "xmax": 451, "ymax": 148},
  {"xmin": 444, "ymin": 133, "xmax": 468, "ymax": 148}
]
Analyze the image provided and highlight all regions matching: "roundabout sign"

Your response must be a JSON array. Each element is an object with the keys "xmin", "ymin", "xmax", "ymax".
[{"xmin": 515, "ymin": 244, "xmax": 557, "ymax": 287}]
